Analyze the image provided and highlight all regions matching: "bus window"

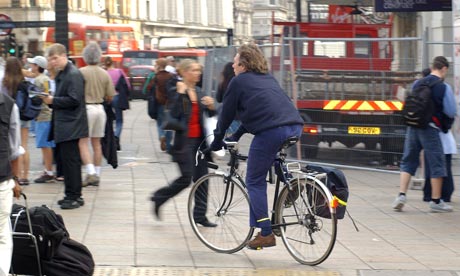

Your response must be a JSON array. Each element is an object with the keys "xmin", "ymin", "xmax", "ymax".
[{"xmin": 121, "ymin": 50, "xmax": 160, "ymax": 74}]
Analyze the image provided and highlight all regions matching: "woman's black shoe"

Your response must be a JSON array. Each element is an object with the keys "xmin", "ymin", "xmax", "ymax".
[
  {"xmin": 151, "ymin": 196, "xmax": 165, "ymax": 220},
  {"xmin": 196, "ymin": 219, "xmax": 217, "ymax": 228}
]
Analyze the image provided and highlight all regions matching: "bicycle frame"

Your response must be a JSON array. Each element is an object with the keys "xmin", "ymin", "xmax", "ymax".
[
  {"xmin": 199, "ymin": 144, "xmax": 248, "ymax": 218},
  {"xmin": 270, "ymin": 148, "xmax": 337, "ymax": 231}
]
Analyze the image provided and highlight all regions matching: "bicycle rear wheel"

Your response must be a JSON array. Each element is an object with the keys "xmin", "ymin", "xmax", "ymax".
[
  {"xmin": 275, "ymin": 177, "xmax": 337, "ymax": 265},
  {"xmin": 188, "ymin": 173, "xmax": 254, "ymax": 254}
]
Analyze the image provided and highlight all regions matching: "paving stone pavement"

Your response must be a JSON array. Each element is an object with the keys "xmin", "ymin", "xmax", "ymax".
[{"xmin": 18, "ymin": 101, "xmax": 460, "ymax": 276}]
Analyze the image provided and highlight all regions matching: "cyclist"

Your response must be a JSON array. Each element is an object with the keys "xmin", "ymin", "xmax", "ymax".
[{"xmin": 209, "ymin": 44, "xmax": 304, "ymax": 249}]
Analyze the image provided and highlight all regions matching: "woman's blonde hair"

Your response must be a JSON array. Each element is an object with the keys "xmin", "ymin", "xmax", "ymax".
[
  {"xmin": 237, "ymin": 44, "xmax": 268, "ymax": 74},
  {"xmin": 176, "ymin": 59, "xmax": 201, "ymax": 77}
]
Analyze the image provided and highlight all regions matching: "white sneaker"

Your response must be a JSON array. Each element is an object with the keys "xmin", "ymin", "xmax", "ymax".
[
  {"xmin": 392, "ymin": 195, "xmax": 406, "ymax": 211},
  {"xmin": 429, "ymin": 200, "xmax": 453, "ymax": 213}
]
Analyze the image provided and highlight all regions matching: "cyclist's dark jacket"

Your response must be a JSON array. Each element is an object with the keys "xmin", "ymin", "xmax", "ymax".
[{"xmin": 213, "ymin": 71, "xmax": 303, "ymax": 142}]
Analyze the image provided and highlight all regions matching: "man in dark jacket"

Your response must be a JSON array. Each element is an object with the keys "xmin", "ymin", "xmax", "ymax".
[{"xmin": 41, "ymin": 43, "xmax": 88, "ymax": 209}]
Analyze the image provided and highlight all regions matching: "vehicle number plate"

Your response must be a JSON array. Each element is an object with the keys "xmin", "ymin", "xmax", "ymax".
[{"xmin": 348, "ymin": 126, "xmax": 381, "ymax": 135}]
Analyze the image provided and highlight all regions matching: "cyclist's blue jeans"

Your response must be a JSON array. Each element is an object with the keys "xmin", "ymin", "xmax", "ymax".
[
  {"xmin": 112, "ymin": 94, "xmax": 123, "ymax": 138},
  {"xmin": 156, "ymin": 105, "xmax": 173, "ymax": 151},
  {"xmin": 246, "ymin": 124, "xmax": 303, "ymax": 230}
]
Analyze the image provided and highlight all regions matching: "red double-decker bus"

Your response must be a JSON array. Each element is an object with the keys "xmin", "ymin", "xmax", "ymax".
[{"xmin": 44, "ymin": 22, "xmax": 138, "ymax": 68}]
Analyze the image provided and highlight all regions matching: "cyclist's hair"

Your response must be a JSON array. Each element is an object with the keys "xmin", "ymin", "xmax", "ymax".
[
  {"xmin": 176, "ymin": 59, "xmax": 201, "ymax": 77},
  {"xmin": 82, "ymin": 42, "xmax": 102, "ymax": 65},
  {"xmin": 237, "ymin": 44, "xmax": 268, "ymax": 74},
  {"xmin": 46, "ymin": 43, "xmax": 67, "ymax": 57},
  {"xmin": 432, "ymin": 56, "xmax": 449, "ymax": 70}
]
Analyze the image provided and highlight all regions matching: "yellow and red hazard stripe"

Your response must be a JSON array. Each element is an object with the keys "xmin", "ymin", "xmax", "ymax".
[{"xmin": 323, "ymin": 100, "xmax": 403, "ymax": 111}]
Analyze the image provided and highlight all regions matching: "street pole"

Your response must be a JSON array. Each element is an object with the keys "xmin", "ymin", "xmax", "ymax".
[
  {"xmin": 55, "ymin": 1, "xmax": 69, "ymax": 52},
  {"xmin": 296, "ymin": 0, "xmax": 302, "ymax": 22}
]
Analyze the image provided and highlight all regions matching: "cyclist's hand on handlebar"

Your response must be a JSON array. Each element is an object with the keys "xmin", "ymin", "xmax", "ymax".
[{"xmin": 210, "ymin": 139, "xmax": 226, "ymax": 151}]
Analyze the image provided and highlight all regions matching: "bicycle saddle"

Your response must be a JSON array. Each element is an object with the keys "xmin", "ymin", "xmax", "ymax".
[{"xmin": 280, "ymin": 136, "xmax": 299, "ymax": 150}]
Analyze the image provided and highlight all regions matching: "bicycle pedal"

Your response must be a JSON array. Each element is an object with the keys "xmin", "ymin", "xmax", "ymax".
[{"xmin": 246, "ymin": 245, "xmax": 263, "ymax": 250}]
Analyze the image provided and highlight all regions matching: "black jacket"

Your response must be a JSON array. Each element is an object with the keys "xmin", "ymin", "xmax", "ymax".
[
  {"xmin": 115, "ymin": 74, "xmax": 130, "ymax": 110},
  {"xmin": 101, "ymin": 102, "xmax": 118, "ymax": 168},
  {"xmin": 50, "ymin": 61, "xmax": 88, "ymax": 143},
  {"xmin": 168, "ymin": 86, "xmax": 215, "ymax": 163}
]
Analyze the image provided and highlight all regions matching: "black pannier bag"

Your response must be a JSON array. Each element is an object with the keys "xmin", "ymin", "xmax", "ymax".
[
  {"xmin": 42, "ymin": 238, "xmax": 95, "ymax": 276},
  {"xmin": 10, "ymin": 204, "xmax": 69, "ymax": 262},
  {"xmin": 302, "ymin": 165, "xmax": 349, "ymax": 219}
]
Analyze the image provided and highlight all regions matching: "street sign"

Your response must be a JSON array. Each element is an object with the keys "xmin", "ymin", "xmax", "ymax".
[
  {"xmin": 0, "ymin": 14, "xmax": 13, "ymax": 36},
  {"xmin": 0, "ymin": 20, "xmax": 55, "ymax": 29}
]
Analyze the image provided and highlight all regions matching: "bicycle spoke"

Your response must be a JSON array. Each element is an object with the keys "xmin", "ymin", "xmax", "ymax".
[
  {"xmin": 275, "ymin": 178, "xmax": 337, "ymax": 265},
  {"xmin": 188, "ymin": 174, "xmax": 253, "ymax": 254}
]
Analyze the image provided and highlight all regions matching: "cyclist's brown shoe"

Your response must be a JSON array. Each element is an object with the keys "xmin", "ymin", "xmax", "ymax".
[{"xmin": 247, "ymin": 232, "xmax": 276, "ymax": 250}]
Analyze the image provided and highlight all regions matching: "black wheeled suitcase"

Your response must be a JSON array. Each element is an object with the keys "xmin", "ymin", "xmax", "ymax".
[{"xmin": 9, "ymin": 193, "xmax": 43, "ymax": 276}]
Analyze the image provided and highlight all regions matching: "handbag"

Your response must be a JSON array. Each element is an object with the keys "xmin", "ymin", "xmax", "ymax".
[
  {"xmin": 147, "ymin": 95, "xmax": 158, "ymax": 120},
  {"xmin": 203, "ymin": 112, "xmax": 226, "ymax": 158}
]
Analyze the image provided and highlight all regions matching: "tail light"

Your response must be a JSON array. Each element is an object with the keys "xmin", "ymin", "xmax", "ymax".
[{"xmin": 303, "ymin": 124, "xmax": 320, "ymax": 134}]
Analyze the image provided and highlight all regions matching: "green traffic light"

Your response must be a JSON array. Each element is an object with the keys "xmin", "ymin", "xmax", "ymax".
[{"xmin": 9, "ymin": 48, "xmax": 16, "ymax": 54}]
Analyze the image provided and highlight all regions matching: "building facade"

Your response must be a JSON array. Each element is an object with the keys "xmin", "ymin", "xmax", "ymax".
[{"xmin": 0, "ymin": 0, "xmax": 238, "ymax": 54}]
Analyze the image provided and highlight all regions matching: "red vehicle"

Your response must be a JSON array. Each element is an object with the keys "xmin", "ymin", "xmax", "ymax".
[
  {"xmin": 45, "ymin": 22, "xmax": 138, "ymax": 68},
  {"xmin": 121, "ymin": 48, "xmax": 208, "ymax": 75},
  {"xmin": 272, "ymin": 14, "xmax": 417, "ymax": 165},
  {"xmin": 128, "ymin": 65, "xmax": 155, "ymax": 100}
]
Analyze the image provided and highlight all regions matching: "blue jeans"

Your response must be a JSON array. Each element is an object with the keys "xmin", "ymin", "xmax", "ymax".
[
  {"xmin": 400, "ymin": 126, "xmax": 446, "ymax": 178},
  {"xmin": 245, "ymin": 124, "xmax": 303, "ymax": 229},
  {"xmin": 112, "ymin": 95, "xmax": 123, "ymax": 138},
  {"xmin": 156, "ymin": 105, "xmax": 173, "ymax": 151}
]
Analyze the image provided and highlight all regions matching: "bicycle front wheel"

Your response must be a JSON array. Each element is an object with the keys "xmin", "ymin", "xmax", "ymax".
[
  {"xmin": 188, "ymin": 173, "xmax": 254, "ymax": 254},
  {"xmin": 275, "ymin": 177, "xmax": 337, "ymax": 265}
]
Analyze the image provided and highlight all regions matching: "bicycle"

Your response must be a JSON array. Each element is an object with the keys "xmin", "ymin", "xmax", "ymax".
[{"xmin": 188, "ymin": 137, "xmax": 338, "ymax": 265}]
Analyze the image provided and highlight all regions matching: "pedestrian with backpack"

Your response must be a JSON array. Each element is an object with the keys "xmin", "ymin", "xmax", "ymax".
[
  {"xmin": 393, "ymin": 56, "xmax": 457, "ymax": 213},
  {"xmin": 145, "ymin": 58, "xmax": 174, "ymax": 152},
  {"xmin": 27, "ymin": 56, "xmax": 56, "ymax": 184}
]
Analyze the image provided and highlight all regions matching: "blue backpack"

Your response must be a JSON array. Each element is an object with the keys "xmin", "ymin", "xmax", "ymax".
[{"xmin": 15, "ymin": 81, "xmax": 43, "ymax": 121}]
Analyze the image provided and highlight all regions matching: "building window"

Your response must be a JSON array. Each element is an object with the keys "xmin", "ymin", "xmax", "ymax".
[
  {"xmin": 184, "ymin": 0, "xmax": 200, "ymax": 23},
  {"xmin": 29, "ymin": 0, "xmax": 36, "ymax": 7},
  {"xmin": 158, "ymin": 0, "xmax": 177, "ymax": 21},
  {"xmin": 11, "ymin": 0, "xmax": 20, "ymax": 7},
  {"xmin": 115, "ymin": 0, "xmax": 123, "ymax": 15},
  {"xmin": 207, "ymin": 0, "xmax": 222, "ymax": 26},
  {"xmin": 146, "ymin": 0, "xmax": 150, "ymax": 19}
]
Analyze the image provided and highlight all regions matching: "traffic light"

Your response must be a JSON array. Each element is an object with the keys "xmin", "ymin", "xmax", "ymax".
[
  {"xmin": 8, "ymin": 34, "xmax": 17, "ymax": 56},
  {"xmin": 17, "ymin": 45, "xmax": 24, "ymax": 58},
  {"xmin": 0, "ymin": 38, "xmax": 6, "ymax": 56}
]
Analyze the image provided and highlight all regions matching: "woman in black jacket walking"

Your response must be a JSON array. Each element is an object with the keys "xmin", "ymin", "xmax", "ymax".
[{"xmin": 151, "ymin": 59, "xmax": 217, "ymax": 227}]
